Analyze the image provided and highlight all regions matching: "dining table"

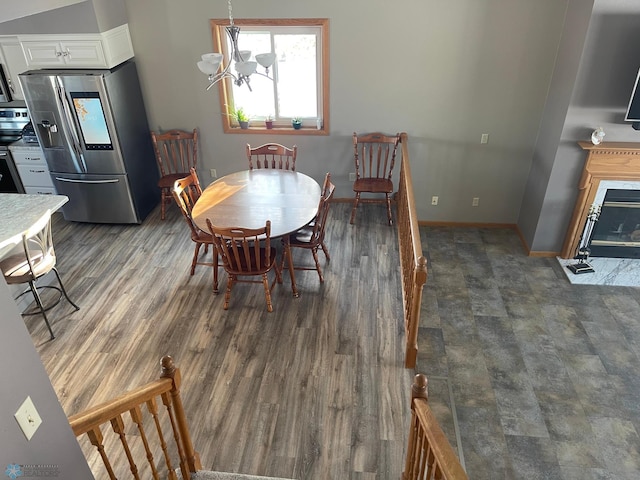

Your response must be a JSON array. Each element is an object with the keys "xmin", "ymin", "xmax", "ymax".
[{"xmin": 191, "ymin": 169, "xmax": 321, "ymax": 297}]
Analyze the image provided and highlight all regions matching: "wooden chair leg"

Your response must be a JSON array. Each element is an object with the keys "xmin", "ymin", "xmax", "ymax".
[
  {"xmin": 191, "ymin": 243, "xmax": 202, "ymax": 275},
  {"xmin": 223, "ymin": 276, "xmax": 234, "ymax": 310},
  {"xmin": 312, "ymin": 248, "xmax": 324, "ymax": 283},
  {"xmin": 212, "ymin": 246, "xmax": 219, "ymax": 294},
  {"xmin": 320, "ymin": 241, "xmax": 330, "ymax": 262},
  {"xmin": 160, "ymin": 190, "xmax": 167, "ymax": 220},
  {"xmin": 386, "ymin": 193, "xmax": 393, "ymax": 226},
  {"xmin": 350, "ymin": 193, "xmax": 361, "ymax": 224},
  {"xmin": 262, "ymin": 273, "xmax": 273, "ymax": 312}
]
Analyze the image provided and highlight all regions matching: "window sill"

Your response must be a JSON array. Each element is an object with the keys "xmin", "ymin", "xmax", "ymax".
[{"xmin": 223, "ymin": 126, "xmax": 329, "ymax": 136}]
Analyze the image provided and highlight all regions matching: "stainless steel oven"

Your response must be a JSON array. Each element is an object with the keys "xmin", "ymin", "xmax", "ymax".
[
  {"xmin": 0, "ymin": 64, "xmax": 13, "ymax": 103},
  {"xmin": 0, "ymin": 106, "xmax": 29, "ymax": 193}
]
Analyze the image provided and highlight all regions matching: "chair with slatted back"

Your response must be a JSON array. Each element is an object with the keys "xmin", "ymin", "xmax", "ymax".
[
  {"xmin": 284, "ymin": 175, "xmax": 335, "ymax": 283},
  {"xmin": 151, "ymin": 128, "xmax": 199, "ymax": 220},
  {"xmin": 0, "ymin": 210, "xmax": 79, "ymax": 340},
  {"xmin": 246, "ymin": 143, "xmax": 297, "ymax": 171},
  {"xmin": 172, "ymin": 168, "xmax": 220, "ymax": 293},
  {"xmin": 350, "ymin": 132, "xmax": 401, "ymax": 226},
  {"xmin": 206, "ymin": 219, "xmax": 282, "ymax": 312}
]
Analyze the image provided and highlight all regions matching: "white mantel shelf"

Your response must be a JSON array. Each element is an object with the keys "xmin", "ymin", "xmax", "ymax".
[{"xmin": 0, "ymin": 193, "xmax": 68, "ymax": 259}]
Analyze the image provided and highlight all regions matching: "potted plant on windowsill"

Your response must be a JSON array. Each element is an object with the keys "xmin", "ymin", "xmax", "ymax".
[
  {"xmin": 265, "ymin": 114, "xmax": 274, "ymax": 130},
  {"xmin": 292, "ymin": 117, "xmax": 302, "ymax": 130},
  {"xmin": 227, "ymin": 105, "xmax": 250, "ymax": 129}
]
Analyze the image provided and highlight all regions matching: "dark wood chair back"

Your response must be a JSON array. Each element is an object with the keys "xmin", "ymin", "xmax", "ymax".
[
  {"xmin": 350, "ymin": 132, "xmax": 401, "ymax": 225},
  {"xmin": 246, "ymin": 143, "xmax": 297, "ymax": 171},
  {"xmin": 206, "ymin": 219, "xmax": 281, "ymax": 312},
  {"xmin": 151, "ymin": 128, "xmax": 199, "ymax": 220}
]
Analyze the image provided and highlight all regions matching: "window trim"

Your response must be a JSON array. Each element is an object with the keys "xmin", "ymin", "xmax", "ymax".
[{"xmin": 209, "ymin": 18, "xmax": 330, "ymax": 135}]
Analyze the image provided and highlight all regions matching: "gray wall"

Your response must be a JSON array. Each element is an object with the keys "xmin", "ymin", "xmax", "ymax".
[
  {"xmin": 524, "ymin": 0, "xmax": 640, "ymax": 253},
  {"xmin": 0, "ymin": 279, "xmax": 94, "ymax": 478},
  {"xmin": 3, "ymin": 0, "xmax": 640, "ymax": 255},
  {"xmin": 122, "ymin": 0, "xmax": 569, "ymax": 227}
]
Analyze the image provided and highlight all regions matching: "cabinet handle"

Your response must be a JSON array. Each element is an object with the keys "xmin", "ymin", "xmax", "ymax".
[
  {"xmin": 56, "ymin": 50, "xmax": 63, "ymax": 57},
  {"xmin": 63, "ymin": 49, "xmax": 70, "ymax": 57}
]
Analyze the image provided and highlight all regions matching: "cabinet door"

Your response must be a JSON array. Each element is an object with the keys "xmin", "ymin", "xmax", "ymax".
[
  {"xmin": 61, "ymin": 40, "xmax": 106, "ymax": 66},
  {"xmin": 1, "ymin": 41, "xmax": 29, "ymax": 100},
  {"xmin": 22, "ymin": 41, "xmax": 66, "ymax": 66}
]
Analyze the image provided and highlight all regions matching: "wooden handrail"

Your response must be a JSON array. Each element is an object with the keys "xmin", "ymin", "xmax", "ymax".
[
  {"xmin": 404, "ymin": 374, "xmax": 468, "ymax": 480},
  {"xmin": 69, "ymin": 356, "xmax": 202, "ymax": 479},
  {"xmin": 396, "ymin": 133, "xmax": 428, "ymax": 368}
]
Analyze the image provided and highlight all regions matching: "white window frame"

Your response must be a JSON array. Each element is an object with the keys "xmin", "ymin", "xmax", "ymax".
[{"xmin": 210, "ymin": 18, "xmax": 329, "ymax": 135}]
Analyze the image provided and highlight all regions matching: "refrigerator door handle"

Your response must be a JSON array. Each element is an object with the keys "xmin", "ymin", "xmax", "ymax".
[
  {"xmin": 55, "ymin": 177, "xmax": 120, "ymax": 184},
  {"xmin": 55, "ymin": 78, "xmax": 87, "ymax": 173}
]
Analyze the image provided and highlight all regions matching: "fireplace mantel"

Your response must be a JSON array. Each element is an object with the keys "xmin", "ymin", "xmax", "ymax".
[{"xmin": 561, "ymin": 141, "xmax": 640, "ymax": 259}]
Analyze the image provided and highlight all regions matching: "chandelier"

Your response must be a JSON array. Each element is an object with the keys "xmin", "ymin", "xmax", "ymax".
[{"xmin": 197, "ymin": 0, "xmax": 276, "ymax": 92}]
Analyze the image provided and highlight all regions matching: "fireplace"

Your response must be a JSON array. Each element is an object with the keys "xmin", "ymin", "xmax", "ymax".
[
  {"xmin": 589, "ymin": 188, "xmax": 640, "ymax": 258},
  {"xmin": 561, "ymin": 142, "xmax": 640, "ymax": 259}
]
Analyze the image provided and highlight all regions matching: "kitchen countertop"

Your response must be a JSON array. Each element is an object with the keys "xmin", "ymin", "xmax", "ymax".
[
  {"xmin": 8, "ymin": 138, "xmax": 40, "ymax": 150},
  {"xmin": 0, "ymin": 193, "xmax": 68, "ymax": 258}
]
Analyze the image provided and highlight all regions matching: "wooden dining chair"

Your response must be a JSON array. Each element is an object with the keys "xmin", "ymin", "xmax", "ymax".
[
  {"xmin": 151, "ymin": 128, "xmax": 199, "ymax": 220},
  {"xmin": 246, "ymin": 143, "xmax": 297, "ymax": 171},
  {"xmin": 172, "ymin": 168, "xmax": 220, "ymax": 293},
  {"xmin": 206, "ymin": 219, "xmax": 282, "ymax": 312},
  {"xmin": 350, "ymin": 132, "xmax": 401, "ymax": 226},
  {"xmin": 284, "ymin": 175, "xmax": 335, "ymax": 283},
  {"xmin": 0, "ymin": 210, "xmax": 79, "ymax": 340}
]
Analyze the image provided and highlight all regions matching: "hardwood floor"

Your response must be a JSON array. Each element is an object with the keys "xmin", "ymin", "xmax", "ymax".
[{"xmin": 32, "ymin": 202, "xmax": 414, "ymax": 479}]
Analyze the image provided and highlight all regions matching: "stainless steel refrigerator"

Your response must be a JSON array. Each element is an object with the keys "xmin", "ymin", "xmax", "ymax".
[{"xmin": 19, "ymin": 61, "xmax": 159, "ymax": 223}]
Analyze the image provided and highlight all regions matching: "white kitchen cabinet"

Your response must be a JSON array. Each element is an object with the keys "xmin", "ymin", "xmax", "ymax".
[
  {"xmin": 18, "ymin": 24, "xmax": 134, "ymax": 69},
  {"xmin": 10, "ymin": 144, "xmax": 57, "ymax": 195},
  {"xmin": 0, "ymin": 37, "xmax": 30, "ymax": 100}
]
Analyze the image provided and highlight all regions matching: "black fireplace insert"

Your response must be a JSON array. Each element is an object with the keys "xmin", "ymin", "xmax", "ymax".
[{"xmin": 589, "ymin": 189, "xmax": 640, "ymax": 258}]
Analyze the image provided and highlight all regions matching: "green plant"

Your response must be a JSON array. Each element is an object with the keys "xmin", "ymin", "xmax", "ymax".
[
  {"xmin": 226, "ymin": 105, "xmax": 250, "ymax": 123},
  {"xmin": 292, "ymin": 117, "xmax": 302, "ymax": 123}
]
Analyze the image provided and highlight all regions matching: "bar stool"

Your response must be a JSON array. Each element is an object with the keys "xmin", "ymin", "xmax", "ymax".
[{"xmin": 0, "ymin": 210, "xmax": 79, "ymax": 339}]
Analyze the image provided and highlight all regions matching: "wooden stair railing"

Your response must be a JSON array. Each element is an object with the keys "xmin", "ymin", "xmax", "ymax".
[
  {"xmin": 68, "ymin": 356, "xmax": 202, "ymax": 479},
  {"xmin": 404, "ymin": 374, "xmax": 468, "ymax": 480},
  {"xmin": 397, "ymin": 133, "xmax": 428, "ymax": 368}
]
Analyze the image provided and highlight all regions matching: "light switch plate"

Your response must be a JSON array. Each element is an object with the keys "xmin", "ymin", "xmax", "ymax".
[{"xmin": 15, "ymin": 396, "xmax": 42, "ymax": 441}]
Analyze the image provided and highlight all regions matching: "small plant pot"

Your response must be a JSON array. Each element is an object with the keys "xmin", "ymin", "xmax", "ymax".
[
  {"xmin": 239, "ymin": 121, "xmax": 249, "ymax": 129},
  {"xmin": 265, "ymin": 120, "xmax": 273, "ymax": 129},
  {"xmin": 292, "ymin": 121, "xmax": 302, "ymax": 130}
]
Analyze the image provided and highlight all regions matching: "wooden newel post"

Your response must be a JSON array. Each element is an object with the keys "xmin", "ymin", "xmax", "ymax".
[
  {"xmin": 404, "ymin": 374, "xmax": 429, "ymax": 479},
  {"xmin": 411, "ymin": 373, "xmax": 428, "ymax": 405},
  {"xmin": 160, "ymin": 356, "xmax": 202, "ymax": 473}
]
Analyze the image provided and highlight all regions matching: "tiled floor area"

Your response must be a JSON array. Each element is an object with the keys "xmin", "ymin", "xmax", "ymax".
[{"xmin": 416, "ymin": 226, "xmax": 640, "ymax": 480}]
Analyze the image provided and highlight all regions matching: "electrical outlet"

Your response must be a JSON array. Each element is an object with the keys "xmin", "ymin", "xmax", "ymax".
[
  {"xmin": 349, "ymin": 173, "xmax": 356, "ymax": 181},
  {"xmin": 15, "ymin": 396, "xmax": 42, "ymax": 441},
  {"xmin": 210, "ymin": 169, "xmax": 217, "ymax": 178},
  {"xmin": 472, "ymin": 197, "xmax": 480, "ymax": 207},
  {"xmin": 481, "ymin": 133, "xmax": 489, "ymax": 144},
  {"xmin": 431, "ymin": 196, "xmax": 439, "ymax": 206}
]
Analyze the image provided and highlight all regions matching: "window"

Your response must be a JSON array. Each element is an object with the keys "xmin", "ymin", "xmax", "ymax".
[{"xmin": 210, "ymin": 18, "xmax": 329, "ymax": 134}]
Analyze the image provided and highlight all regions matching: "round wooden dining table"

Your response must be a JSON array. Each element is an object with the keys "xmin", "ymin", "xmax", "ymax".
[{"xmin": 191, "ymin": 169, "xmax": 321, "ymax": 297}]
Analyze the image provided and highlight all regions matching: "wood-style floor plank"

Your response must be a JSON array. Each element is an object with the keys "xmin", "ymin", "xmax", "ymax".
[{"xmin": 29, "ymin": 202, "xmax": 413, "ymax": 479}]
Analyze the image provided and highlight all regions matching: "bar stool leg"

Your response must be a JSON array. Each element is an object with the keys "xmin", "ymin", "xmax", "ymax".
[{"xmin": 28, "ymin": 281, "xmax": 55, "ymax": 340}]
